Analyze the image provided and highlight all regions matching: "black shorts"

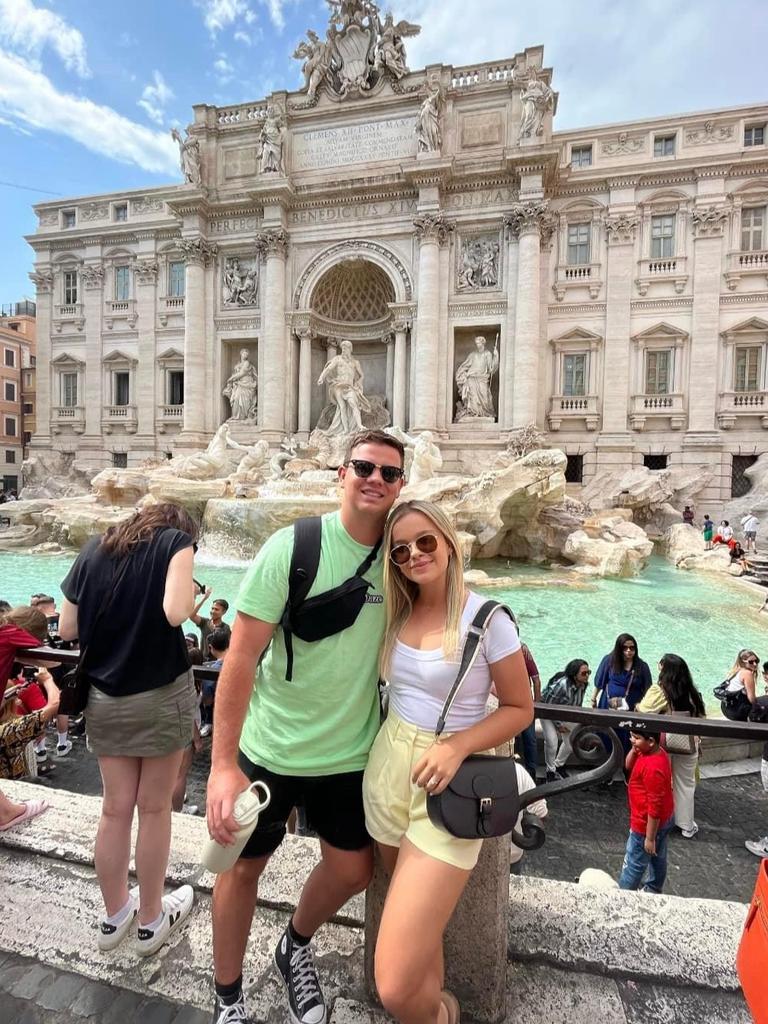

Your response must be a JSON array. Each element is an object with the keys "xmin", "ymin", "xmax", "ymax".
[{"xmin": 237, "ymin": 751, "xmax": 371, "ymax": 859}]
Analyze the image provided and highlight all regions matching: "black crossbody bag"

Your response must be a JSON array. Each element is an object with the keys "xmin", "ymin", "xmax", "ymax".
[{"xmin": 426, "ymin": 601, "xmax": 545, "ymax": 847}]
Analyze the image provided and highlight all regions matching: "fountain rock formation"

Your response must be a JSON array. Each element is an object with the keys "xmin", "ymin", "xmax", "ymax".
[
  {"xmin": 563, "ymin": 510, "xmax": 654, "ymax": 578},
  {"xmin": 664, "ymin": 523, "xmax": 742, "ymax": 575},
  {"xmin": 723, "ymin": 453, "xmax": 768, "ymax": 527},
  {"xmin": 20, "ymin": 452, "xmax": 93, "ymax": 500}
]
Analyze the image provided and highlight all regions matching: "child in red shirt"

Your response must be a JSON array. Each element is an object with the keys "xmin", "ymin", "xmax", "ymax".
[{"xmin": 618, "ymin": 730, "xmax": 675, "ymax": 893}]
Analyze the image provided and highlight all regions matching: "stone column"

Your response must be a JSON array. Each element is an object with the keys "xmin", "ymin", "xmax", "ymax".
[
  {"xmin": 179, "ymin": 236, "xmax": 216, "ymax": 438},
  {"xmin": 383, "ymin": 333, "xmax": 394, "ymax": 415},
  {"xmin": 255, "ymin": 229, "xmax": 289, "ymax": 436},
  {"xmin": 601, "ymin": 212, "xmax": 638, "ymax": 442},
  {"xmin": 688, "ymin": 206, "xmax": 728, "ymax": 433},
  {"xmin": 29, "ymin": 270, "xmax": 53, "ymax": 449},
  {"xmin": 412, "ymin": 213, "xmax": 453, "ymax": 431},
  {"xmin": 81, "ymin": 262, "xmax": 105, "ymax": 442},
  {"xmin": 506, "ymin": 201, "xmax": 548, "ymax": 427},
  {"xmin": 134, "ymin": 258, "xmax": 159, "ymax": 443},
  {"xmin": 392, "ymin": 320, "xmax": 409, "ymax": 429},
  {"xmin": 297, "ymin": 328, "xmax": 313, "ymax": 435},
  {"xmin": 501, "ymin": 221, "xmax": 520, "ymax": 428}
]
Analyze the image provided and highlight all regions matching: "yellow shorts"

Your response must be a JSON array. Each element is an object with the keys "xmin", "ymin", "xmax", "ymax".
[{"xmin": 362, "ymin": 710, "xmax": 482, "ymax": 871}]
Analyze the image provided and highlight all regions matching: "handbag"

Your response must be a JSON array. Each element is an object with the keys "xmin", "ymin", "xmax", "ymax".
[
  {"xmin": 737, "ymin": 858, "xmax": 768, "ymax": 1024},
  {"xmin": 713, "ymin": 676, "xmax": 741, "ymax": 705},
  {"xmin": 58, "ymin": 556, "xmax": 130, "ymax": 717},
  {"xmin": 661, "ymin": 708, "xmax": 698, "ymax": 755}
]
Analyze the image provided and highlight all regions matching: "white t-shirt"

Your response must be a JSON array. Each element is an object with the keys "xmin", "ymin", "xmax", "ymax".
[
  {"xmin": 742, "ymin": 515, "xmax": 759, "ymax": 534},
  {"xmin": 721, "ymin": 525, "xmax": 733, "ymax": 541},
  {"xmin": 510, "ymin": 763, "xmax": 548, "ymax": 864},
  {"xmin": 388, "ymin": 591, "xmax": 521, "ymax": 732}
]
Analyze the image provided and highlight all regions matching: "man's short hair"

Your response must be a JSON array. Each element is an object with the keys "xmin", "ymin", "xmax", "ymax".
[
  {"xmin": 31, "ymin": 594, "xmax": 55, "ymax": 607},
  {"xmin": 343, "ymin": 429, "xmax": 405, "ymax": 467},
  {"xmin": 208, "ymin": 627, "xmax": 230, "ymax": 653},
  {"xmin": 212, "ymin": 598, "xmax": 229, "ymax": 613}
]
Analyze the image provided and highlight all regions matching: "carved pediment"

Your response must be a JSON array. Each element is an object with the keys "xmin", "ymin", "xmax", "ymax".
[
  {"xmin": 549, "ymin": 326, "xmax": 603, "ymax": 351},
  {"xmin": 632, "ymin": 322, "xmax": 689, "ymax": 342}
]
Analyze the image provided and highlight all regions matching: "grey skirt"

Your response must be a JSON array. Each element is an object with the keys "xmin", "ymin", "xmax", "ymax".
[{"xmin": 86, "ymin": 670, "xmax": 196, "ymax": 758}]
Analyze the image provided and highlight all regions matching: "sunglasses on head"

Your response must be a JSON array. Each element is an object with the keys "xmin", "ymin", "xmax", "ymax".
[
  {"xmin": 346, "ymin": 459, "xmax": 404, "ymax": 485},
  {"xmin": 390, "ymin": 533, "xmax": 439, "ymax": 565}
]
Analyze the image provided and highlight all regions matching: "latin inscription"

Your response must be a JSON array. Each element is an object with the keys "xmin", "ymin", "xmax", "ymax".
[
  {"xmin": 292, "ymin": 117, "xmax": 417, "ymax": 172},
  {"xmin": 210, "ymin": 217, "xmax": 260, "ymax": 235},
  {"xmin": 290, "ymin": 198, "xmax": 417, "ymax": 225},
  {"xmin": 444, "ymin": 187, "xmax": 517, "ymax": 210}
]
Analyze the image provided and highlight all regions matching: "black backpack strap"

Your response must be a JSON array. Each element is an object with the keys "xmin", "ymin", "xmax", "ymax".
[
  {"xmin": 282, "ymin": 517, "xmax": 322, "ymax": 681},
  {"xmin": 434, "ymin": 601, "xmax": 516, "ymax": 738},
  {"xmin": 354, "ymin": 537, "xmax": 382, "ymax": 577}
]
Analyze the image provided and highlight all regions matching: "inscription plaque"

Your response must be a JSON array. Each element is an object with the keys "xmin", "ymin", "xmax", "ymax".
[
  {"xmin": 460, "ymin": 111, "xmax": 504, "ymax": 149},
  {"xmin": 293, "ymin": 117, "xmax": 417, "ymax": 172},
  {"xmin": 224, "ymin": 147, "xmax": 259, "ymax": 179}
]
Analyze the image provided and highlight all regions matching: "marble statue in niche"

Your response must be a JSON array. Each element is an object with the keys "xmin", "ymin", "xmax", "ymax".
[
  {"xmin": 458, "ymin": 236, "xmax": 501, "ymax": 290},
  {"xmin": 223, "ymin": 348, "xmax": 258, "ymax": 421},
  {"xmin": 317, "ymin": 339, "xmax": 370, "ymax": 435},
  {"xmin": 222, "ymin": 258, "xmax": 259, "ymax": 306},
  {"xmin": 171, "ymin": 127, "xmax": 202, "ymax": 186},
  {"xmin": 258, "ymin": 105, "xmax": 286, "ymax": 174},
  {"xmin": 455, "ymin": 335, "xmax": 499, "ymax": 421},
  {"xmin": 416, "ymin": 75, "xmax": 443, "ymax": 153},
  {"xmin": 519, "ymin": 69, "xmax": 554, "ymax": 140}
]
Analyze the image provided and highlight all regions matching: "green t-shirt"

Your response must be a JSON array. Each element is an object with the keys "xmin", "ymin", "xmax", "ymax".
[{"xmin": 237, "ymin": 511, "xmax": 385, "ymax": 776}]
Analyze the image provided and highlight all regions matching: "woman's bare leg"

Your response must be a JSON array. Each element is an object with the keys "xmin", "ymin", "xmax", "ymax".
[
  {"xmin": 171, "ymin": 745, "xmax": 194, "ymax": 813},
  {"xmin": 0, "ymin": 789, "xmax": 26, "ymax": 824},
  {"xmin": 135, "ymin": 749, "xmax": 185, "ymax": 924},
  {"xmin": 95, "ymin": 756, "xmax": 141, "ymax": 917}
]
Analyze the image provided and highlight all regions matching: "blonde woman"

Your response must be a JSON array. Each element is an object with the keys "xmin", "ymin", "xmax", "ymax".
[
  {"xmin": 363, "ymin": 500, "xmax": 533, "ymax": 1024},
  {"xmin": 721, "ymin": 649, "xmax": 760, "ymax": 721}
]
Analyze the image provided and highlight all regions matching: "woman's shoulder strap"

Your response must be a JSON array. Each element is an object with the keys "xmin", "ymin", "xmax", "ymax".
[{"xmin": 469, "ymin": 600, "xmax": 516, "ymax": 634}]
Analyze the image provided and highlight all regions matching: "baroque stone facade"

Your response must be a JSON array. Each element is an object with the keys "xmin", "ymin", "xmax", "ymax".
[{"xmin": 26, "ymin": 19, "xmax": 768, "ymax": 506}]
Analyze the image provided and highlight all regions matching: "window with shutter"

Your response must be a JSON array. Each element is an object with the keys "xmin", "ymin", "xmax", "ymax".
[{"xmin": 735, "ymin": 347, "xmax": 761, "ymax": 392}]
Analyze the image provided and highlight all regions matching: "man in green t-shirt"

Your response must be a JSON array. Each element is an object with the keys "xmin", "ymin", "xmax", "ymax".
[{"xmin": 207, "ymin": 429, "xmax": 405, "ymax": 1024}]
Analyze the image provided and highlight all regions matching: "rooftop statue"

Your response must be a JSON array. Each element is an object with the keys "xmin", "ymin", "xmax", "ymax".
[
  {"xmin": 519, "ymin": 69, "xmax": 555, "ymax": 140},
  {"xmin": 258, "ymin": 105, "xmax": 286, "ymax": 174},
  {"xmin": 416, "ymin": 75, "xmax": 443, "ymax": 153},
  {"xmin": 171, "ymin": 127, "xmax": 202, "ymax": 186},
  {"xmin": 374, "ymin": 11, "xmax": 420, "ymax": 79}
]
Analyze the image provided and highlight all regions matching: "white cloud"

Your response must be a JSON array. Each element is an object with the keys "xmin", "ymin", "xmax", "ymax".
[
  {"xmin": 138, "ymin": 69, "xmax": 174, "ymax": 125},
  {"xmin": 234, "ymin": 29, "xmax": 252, "ymax": 44},
  {"xmin": 195, "ymin": 0, "xmax": 256, "ymax": 36},
  {"xmin": 213, "ymin": 55, "xmax": 235, "ymax": 84},
  {"xmin": 0, "ymin": 51, "xmax": 178, "ymax": 174},
  {"xmin": 0, "ymin": 0, "xmax": 89, "ymax": 77},
  {"xmin": 260, "ymin": 0, "xmax": 284, "ymax": 30}
]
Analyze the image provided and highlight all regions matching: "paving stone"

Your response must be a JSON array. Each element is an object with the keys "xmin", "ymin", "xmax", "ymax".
[
  {"xmin": 170, "ymin": 1007, "xmax": 214, "ymax": 1024},
  {"xmin": 100, "ymin": 990, "xmax": 147, "ymax": 1024},
  {"xmin": 36, "ymin": 973, "xmax": 87, "ymax": 1012},
  {"xmin": 0, "ymin": 961, "xmax": 33, "ymax": 991},
  {"xmin": 135, "ymin": 998, "xmax": 180, "ymax": 1024},
  {"xmin": 617, "ymin": 979, "xmax": 753, "ymax": 1024},
  {"xmin": 7, "ymin": 964, "xmax": 56, "ymax": 1001},
  {"xmin": 70, "ymin": 980, "xmax": 118, "ymax": 1018}
]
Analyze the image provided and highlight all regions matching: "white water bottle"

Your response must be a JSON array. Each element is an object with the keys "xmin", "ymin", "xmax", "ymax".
[{"xmin": 200, "ymin": 781, "xmax": 271, "ymax": 875}]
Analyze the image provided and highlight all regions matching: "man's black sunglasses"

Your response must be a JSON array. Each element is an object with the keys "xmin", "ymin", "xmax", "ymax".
[{"xmin": 346, "ymin": 459, "xmax": 404, "ymax": 485}]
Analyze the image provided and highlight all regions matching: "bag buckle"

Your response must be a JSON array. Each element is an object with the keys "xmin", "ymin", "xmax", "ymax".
[
  {"xmin": 479, "ymin": 797, "xmax": 492, "ymax": 814},
  {"xmin": 467, "ymin": 624, "xmax": 485, "ymax": 638}
]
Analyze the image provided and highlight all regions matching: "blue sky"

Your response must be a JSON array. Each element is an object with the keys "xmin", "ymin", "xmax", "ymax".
[{"xmin": 0, "ymin": 0, "xmax": 765, "ymax": 304}]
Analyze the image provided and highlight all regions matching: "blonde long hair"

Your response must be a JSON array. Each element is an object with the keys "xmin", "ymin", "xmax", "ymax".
[
  {"xmin": 380, "ymin": 500, "xmax": 466, "ymax": 678},
  {"xmin": 729, "ymin": 649, "xmax": 759, "ymax": 678}
]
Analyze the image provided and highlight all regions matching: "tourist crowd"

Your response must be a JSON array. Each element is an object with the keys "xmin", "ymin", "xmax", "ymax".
[{"xmin": 0, "ymin": 431, "xmax": 766, "ymax": 1024}]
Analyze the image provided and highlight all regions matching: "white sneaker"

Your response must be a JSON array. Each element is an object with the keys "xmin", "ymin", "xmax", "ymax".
[
  {"xmin": 98, "ymin": 889, "xmax": 139, "ymax": 951},
  {"xmin": 35, "ymin": 748, "xmax": 47, "ymax": 764},
  {"xmin": 182, "ymin": 804, "xmax": 199, "ymax": 816},
  {"xmin": 56, "ymin": 740, "xmax": 73, "ymax": 757},
  {"xmin": 200, "ymin": 724, "xmax": 212, "ymax": 737},
  {"xmin": 136, "ymin": 885, "xmax": 194, "ymax": 957},
  {"xmin": 681, "ymin": 823, "xmax": 699, "ymax": 839},
  {"xmin": 745, "ymin": 836, "xmax": 768, "ymax": 858}
]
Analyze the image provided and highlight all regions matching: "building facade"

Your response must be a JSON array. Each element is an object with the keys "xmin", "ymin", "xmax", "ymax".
[
  {"xmin": 26, "ymin": 28, "xmax": 768, "ymax": 505},
  {"xmin": 0, "ymin": 303, "xmax": 36, "ymax": 493}
]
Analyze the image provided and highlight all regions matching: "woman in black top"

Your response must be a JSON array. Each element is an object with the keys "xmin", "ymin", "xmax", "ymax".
[{"xmin": 59, "ymin": 503, "xmax": 198, "ymax": 957}]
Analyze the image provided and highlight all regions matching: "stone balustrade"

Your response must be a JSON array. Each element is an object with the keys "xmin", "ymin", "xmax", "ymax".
[
  {"xmin": 717, "ymin": 390, "xmax": 768, "ymax": 429},
  {"xmin": 629, "ymin": 392, "xmax": 686, "ymax": 431},
  {"xmin": 547, "ymin": 393, "xmax": 599, "ymax": 431},
  {"xmin": 216, "ymin": 102, "xmax": 268, "ymax": 126},
  {"xmin": 725, "ymin": 249, "xmax": 768, "ymax": 289},
  {"xmin": 635, "ymin": 256, "xmax": 688, "ymax": 295},
  {"xmin": 51, "ymin": 405, "xmax": 85, "ymax": 434},
  {"xmin": 553, "ymin": 262, "xmax": 602, "ymax": 300},
  {"xmin": 450, "ymin": 60, "xmax": 516, "ymax": 88},
  {"xmin": 102, "ymin": 404, "xmax": 138, "ymax": 434}
]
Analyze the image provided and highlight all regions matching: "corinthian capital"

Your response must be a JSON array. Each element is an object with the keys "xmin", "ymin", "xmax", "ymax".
[
  {"xmin": 413, "ymin": 212, "xmax": 454, "ymax": 246},
  {"xmin": 29, "ymin": 270, "xmax": 53, "ymax": 293},
  {"xmin": 81, "ymin": 263, "xmax": 105, "ymax": 289},
  {"xmin": 255, "ymin": 228, "xmax": 289, "ymax": 259},
  {"xmin": 691, "ymin": 205, "xmax": 729, "ymax": 238},
  {"xmin": 604, "ymin": 213, "xmax": 639, "ymax": 245},
  {"xmin": 135, "ymin": 258, "xmax": 159, "ymax": 283},
  {"xmin": 503, "ymin": 200, "xmax": 550, "ymax": 238},
  {"xmin": 178, "ymin": 236, "xmax": 217, "ymax": 266}
]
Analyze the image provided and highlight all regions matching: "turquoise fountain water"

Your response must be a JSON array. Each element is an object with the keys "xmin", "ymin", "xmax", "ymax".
[{"xmin": 1, "ymin": 549, "xmax": 765, "ymax": 709}]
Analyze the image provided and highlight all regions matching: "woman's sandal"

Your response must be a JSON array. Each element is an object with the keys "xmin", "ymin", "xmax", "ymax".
[
  {"xmin": 0, "ymin": 798, "xmax": 50, "ymax": 831},
  {"xmin": 440, "ymin": 989, "xmax": 461, "ymax": 1024}
]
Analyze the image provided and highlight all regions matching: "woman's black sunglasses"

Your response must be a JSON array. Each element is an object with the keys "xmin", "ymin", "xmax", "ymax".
[{"xmin": 346, "ymin": 459, "xmax": 404, "ymax": 485}]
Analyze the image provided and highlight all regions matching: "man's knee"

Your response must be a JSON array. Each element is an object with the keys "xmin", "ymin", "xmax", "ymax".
[
  {"xmin": 323, "ymin": 845, "xmax": 373, "ymax": 894},
  {"xmin": 216, "ymin": 853, "xmax": 270, "ymax": 896}
]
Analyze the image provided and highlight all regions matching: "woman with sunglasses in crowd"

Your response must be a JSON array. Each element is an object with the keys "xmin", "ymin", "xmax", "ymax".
[
  {"xmin": 363, "ymin": 499, "xmax": 532, "ymax": 1024},
  {"xmin": 720, "ymin": 649, "xmax": 761, "ymax": 721},
  {"xmin": 592, "ymin": 633, "xmax": 652, "ymax": 753}
]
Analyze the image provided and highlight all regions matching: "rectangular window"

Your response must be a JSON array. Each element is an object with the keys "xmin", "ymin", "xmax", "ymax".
[
  {"xmin": 61, "ymin": 372, "xmax": 78, "ymax": 407},
  {"xmin": 732, "ymin": 454, "xmax": 758, "ymax": 498},
  {"xmin": 643, "ymin": 454, "xmax": 668, "ymax": 471},
  {"xmin": 168, "ymin": 370, "xmax": 184, "ymax": 406},
  {"xmin": 4, "ymin": 417, "xmax": 16, "ymax": 436},
  {"xmin": 571, "ymin": 145, "xmax": 592, "ymax": 168},
  {"xmin": 113, "ymin": 203, "xmax": 128, "ymax": 222},
  {"xmin": 562, "ymin": 354, "xmax": 587, "ymax": 396},
  {"xmin": 567, "ymin": 223, "xmax": 590, "ymax": 265},
  {"xmin": 4, "ymin": 382, "xmax": 15, "ymax": 402},
  {"xmin": 4, "ymin": 349, "xmax": 15, "ymax": 368},
  {"xmin": 645, "ymin": 349, "xmax": 671, "ymax": 395},
  {"xmin": 63, "ymin": 270, "xmax": 78, "ymax": 305},
  {"xmin": 114, "ymin": 371, "xmax": 130, "ymax": 406},
  {"xmin": 22, "ymin": 402, "xmax": 33, "ymax": 414},
  {"xmin": 653, "ymin": 134, "xmax": 676, "ymax": 157},
  {"xmin": 650, "ymin": 214, "xmax": 675, "ymax": 258},
  {"xmin": 168, "ymin": 261, "xmax": 185, "ymax": 297},
  {"xmin": 735, "ymin": 346, "xmax": 762, "ymax": 392},
  {"xmin": 745, "ymin": 124, "xmax": 765, "ymax": 147},
  {"xmin": 112, "ymin": 452, "xmax": 128, "ymax": 469},
  {"xmin": 114, "ymin": 265, "xmax": 130, "ymax": 302},
  {"xmin": 5, "ymin": 450, "xmax": 15, "ymax": 464},
  {"xmin": 23, "ymin": 431, "xmax": 31, "ymax": 445},
  {"xmin": 2, "ymin": 475, "xmax": 18, "ymax": 492},
  {"xmin": 23, "ymin": 371, "xmax": 31, "ymax": 387},
  {"xmin": 565, "ymin": 454, "xmax": 584, "ymax": 484},
  {"xmin": 741, "ymin": 206, "xmax": 765, "ymax": 252},
  {"xmin": 62, "ymin": 210, "xmax": 76, "ymax": 228}
]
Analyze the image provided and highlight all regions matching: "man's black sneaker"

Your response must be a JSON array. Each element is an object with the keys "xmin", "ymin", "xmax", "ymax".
[
  {"xmin": 555, "ymin": 766, "xmax": 569, "ymax": 779},
  {"xmin": 211, "ymin": 991, "xmax": 252, "ymax": 1023},
  {"xmin": 274, "ymin": 928, "xmax": 326, "ymax": 1024},
  {"xmin": 545, "ymin": 770, "xmax": 557, "ymax": 783}
]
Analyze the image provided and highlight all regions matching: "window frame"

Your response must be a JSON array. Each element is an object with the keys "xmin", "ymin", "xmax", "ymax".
[
  {"xmin": 113, "ymin": 203, "xmax": 128, "ymax": 222},
  {"xmin": 561, "ymin": 353, "xmax": 587, "ymax": 397},
  {"xmin": 645, "ymin": 348, "xmax": 672, "ymax": 395},
  {"xmin": 167, "ymin": 260, "xmax": 185, "ymax": 298},
  {"xmin": 566, "ymin": 222, "xmax": 591, "ymax": 265},
  {"xmin": 4, "ymin": 381, "xmax": 16, "ymax": 402},
  {"xmin": 113, "ymin": 370, "xmax": 131, "ymax": 407},
  {"xmin": 741, "ymin": 206, "xmax": 766, "ymax": 252},
  {"xmin": 5, "ymin": 449, "xmax": 15, "ymax": 464},
  {"xmin": 653, "ymin": 133, "xmax": 676, "ymax": 158},
  {"xmin": 62, "ymin": 269, "xmax": 78, "ymax": 305},
  {"xmin": 61, "ymin": 371, "xmax": 78, "ymax": 408},
  {"xmin": 570, "ymin": 144, "xmax": 592, "ymax": 169},
  {"xmin": 167, "ymin": 369, "xmax": 185, "ymax": 406},
  {"xmin": 4, "ymin": 348, "xmax": 15, "ymax": 368},
  {"xmin": 4, "ymin": 415, "xmax": 17, "ymax": 437},
  {"xmin": 744, "ymin": 124, "xmax": 766, "ymax": 148},
  {"xmin": 734, "ymin": 345, "xmax": 762, "ymax": 392},
  {"xmin": 114, "ymin": 264, "xmax": 131, "ymax": 302},
  {"xmin": 650, "ymin": 214, "xmax": 676, "ymax": 259},
  {"xmin": 62, "ymin": 209, "xmax": 76, "ymax": 229}
]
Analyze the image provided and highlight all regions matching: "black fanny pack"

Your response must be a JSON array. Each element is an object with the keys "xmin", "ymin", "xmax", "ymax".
[{"xmin": 280, "ymin": 516, "xmax": 381, "ymax": 680}]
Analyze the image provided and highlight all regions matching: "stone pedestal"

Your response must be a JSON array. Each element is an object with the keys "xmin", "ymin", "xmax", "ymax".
[{"xmin": 364, "ymin": 838, "xmax": 510, "ymax": 1024}]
